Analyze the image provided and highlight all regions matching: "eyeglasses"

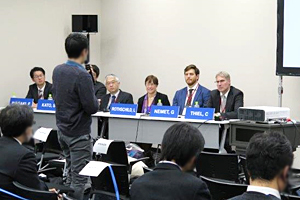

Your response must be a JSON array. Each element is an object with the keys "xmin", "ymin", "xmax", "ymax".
[
  {"xmin": 106, "ymin": 81, "xmax": 118, "ymax": 86},
  {"xmin": 215, "ymin": 80, "xmax": 225, "ymax": 84},
  {"xmin": 34, "ymin": 75, "xmax": 44, "ymax": 79}
]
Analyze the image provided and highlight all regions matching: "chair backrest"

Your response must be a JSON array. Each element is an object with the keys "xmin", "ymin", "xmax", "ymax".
[
  {"xmin": 98, "ymin": 141, "xmax": 129, "ymax": 167},
  {"xmin": 281, "ymin": 194, "xmax": 300, "ymax": 200},
  {"xmin": 239, "ymin": 155, "xmax": 250, "ymax": 184},
  {"xmin": 43, "ymin": 130, "xmax": 62, "ymax": 154},
  {"xmin": 201, "ymin": 176, "xmax": 247, "ymax": 200},
  {"xmin": 196, "ymin": 152, "xmax": 239, "ymax": 182},
  {"xmin": 13, "ymin": 181, "xmax": 58, "ymax": 200},
  {"xmin": 91, "ymin": 164, "xmax": 129, "ymax": 197}
]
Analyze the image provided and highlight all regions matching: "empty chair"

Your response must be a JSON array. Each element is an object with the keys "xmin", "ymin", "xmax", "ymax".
[
  {"xmin": 196, "ymin": 152, "xmax": 239, "ymax": 182},
  {"xmin": 90, "ymin": 164, "xmax": 130, "ymax": 200},
  {"xmin": 36, "ymin": 130, "xmax": 63, "ymax": 170},
  {"xmin": 201, "ymin": 176, "xmax": 247, "ymax": 200},
  {"xmin": 13, "ymin": 181, "xmax": 58, "ymax": 200}
]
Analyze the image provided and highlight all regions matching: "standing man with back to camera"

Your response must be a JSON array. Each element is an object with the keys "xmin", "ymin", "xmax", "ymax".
[{"xmin": 52, "ymin": 33, "xmax": 99, "ymax": 199}]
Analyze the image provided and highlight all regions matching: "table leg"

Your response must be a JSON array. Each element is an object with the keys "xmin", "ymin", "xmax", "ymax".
[{"xmin": 219, "ymin": 124, "xmax": 229, "ymax": 153}]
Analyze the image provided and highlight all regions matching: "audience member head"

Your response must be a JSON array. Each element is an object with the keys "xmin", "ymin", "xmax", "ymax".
[
  {"xmin": 246, "ymin": 131, "xmax": 293, "ymax": 192},
  {"xmin": 145, "ymin": 75, "xmax": 158, "ymax": 95},
  {"xmin": 0, "ymin": 104, "xmax": 34, "ymax": 143},
  {"xmin": 86, "ymin": 64, "xmax": 100, "ymax": 82},
  {"xmin": 105, "ymin": 74, "xmax": 120, "ymax": 94},
  {"xmin": 215, "ymin": 71, "xmax": 231, "ymax": 94},
  {"xmin": 30, "ymin": 67, "xmax": 46, "ymax": 87},
  {"xmin": 65, "ymin": 33, "xmax": 88, "ymax": 64},
  {"xmin": 161, "ymin": 122, "xmax": 205, "ymax": 172},
  {"xmin": 184, "ymin": 64, "xmax": 200, "ymax": 87}
]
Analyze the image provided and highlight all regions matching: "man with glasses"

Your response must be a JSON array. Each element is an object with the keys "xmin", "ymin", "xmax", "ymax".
[
  {"xmin": 26, "ymin": 67, "xmax": 53, "ymax": 107},
  {"xmin": 99, "ymin": 74, "xmax": 134, "ymax": 111},
  {"xmin": 207, "ymin": 71, "xmax": 243, "ymax": 120}
]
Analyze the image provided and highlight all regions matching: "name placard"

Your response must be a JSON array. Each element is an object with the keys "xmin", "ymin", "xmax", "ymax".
[
  {"xmin": 37, "ymin": 99, "xmax": 56, "ymax": 111},
  {"xmin": 110, "ymin": 103, "xmax": 137, "ymax": 116},
  {"xmin": 10, "ymin": 98, "xmax": 33, "ymax": 106},
  {"xmin": 185, "ymin": 107, "xmax": 215, "ymax": 120},
  {"xmin": 150, "ymin": 106, "xmax": 179, "ymax": 118}
]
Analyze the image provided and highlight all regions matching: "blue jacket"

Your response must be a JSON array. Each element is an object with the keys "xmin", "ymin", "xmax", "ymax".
[{"xmin": 173, "ymin": 84, "xmax": 211, "ymax": 115}]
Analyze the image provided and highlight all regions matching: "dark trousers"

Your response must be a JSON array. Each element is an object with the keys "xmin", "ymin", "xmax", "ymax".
[{"xmin": 58, "ymin": 131, "xmax": 93, "ymax": 200}]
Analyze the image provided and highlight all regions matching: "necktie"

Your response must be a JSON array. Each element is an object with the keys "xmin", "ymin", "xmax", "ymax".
[
  {"xmin": 38, "ymin": 89, "xmax": 43, "ymax": 99},
  {"xmin": 109, "ymin": 95, "xmax": 116, "ymax": 110},
  {"xmin": 186, "ymin": 89, "xmax": 194, "ymax": 107},
  {"xmin": 220, "ymin": 95, "xmax": 227, "ymax": 113}
]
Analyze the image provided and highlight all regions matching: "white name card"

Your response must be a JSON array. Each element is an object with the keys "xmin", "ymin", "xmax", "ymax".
[
  {"xmin": 79, "ymin": 161, "xmax": 111, "ymax": 177},
  {"xmin": 33, "ymin": 127, "xmax": 53, "ymax": 142}
]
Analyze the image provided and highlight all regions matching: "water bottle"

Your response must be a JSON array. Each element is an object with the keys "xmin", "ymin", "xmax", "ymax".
[
  {"xmin": 11, "ymin": 92, "xmax": 16, "ymax": 98},
  {"xmin": 194, "ymin": 101, "xmax": 200, "ymax": 108},
  {"xmin": 48, "ymin": 94, "xmax": 53, "ymax": 100},
  {"xmin": 157, "ymin": 99, "xmax": 163, "ymax": 106}
]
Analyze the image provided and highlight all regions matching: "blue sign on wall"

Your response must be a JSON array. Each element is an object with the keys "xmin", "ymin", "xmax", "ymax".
[
  {"xmin": 10, "ymin": 98, "xmax": 33, "ymax": 106},
  {"xmin": 150, "ymin": 106, "xmax": 179, "ymax": 118},
  {"xmin": 110, "ymin": 103, "xmax": 138, "ymax": 116},
  {"xmin": 37, "ymin": 99, "xmax": 56, "ymax": 111},
  {"xmin": 185, "ymin": 107, "xmax": 215, "ymax": 120}
]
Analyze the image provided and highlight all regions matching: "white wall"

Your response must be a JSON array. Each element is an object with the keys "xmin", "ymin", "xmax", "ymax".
[
  {"xmin": 100, "ymin": 0, "xmax": 300, "ymax": 119},
  {"xmin": 0, "ymin": 0, "xmax": 101, "ymax": 105}
]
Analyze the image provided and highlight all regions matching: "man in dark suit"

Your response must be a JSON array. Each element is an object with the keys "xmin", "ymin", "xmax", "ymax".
[
  {"xmin": 26, "ymin": 67, "xmax": 53, "ymax": 106},
  {"xmin": 173, "ymin": 64, "xmax": 210, "ymax": 115},
  {"xmin": 229, "ymin": 132, "xmax": 293, "ymax": 200},
  {"xmin": 130, "ymin": 122, "xmax": 211, "ymax": 200},
  {"xmin": 86, "ymin": 64, "xmax": 107, "ymax": 99},
  {"xmin": 0, "ymin": 104, "xmax": 58, "ymax": 200},
  {"xmin": 207, "ymin": 71, "xmax": 243, "ymax": 120},
  {"xmin": 99, "ymin": 74, "xmax": 134, "ymax": 111}
]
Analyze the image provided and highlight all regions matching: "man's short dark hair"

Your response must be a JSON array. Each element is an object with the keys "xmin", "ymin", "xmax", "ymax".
[
  {"xmin": 30, "ymin": 67, "xmax": 45, "ymax": 79},
  {"xmin": 246, "ymin": 131, "xmax": 293, "ymax": 181},
  {"xmin": 0, "ymin": 104, "xmax": 34, "ymax": 137},
  {"xmin": 91, "ymin": 64, "xmax": 100, "ymax": 78},
  {"xmin": 184, "ymin": 64, "xmax": 200, "ymax": 75},
  {"xmin": 161, "ymin": 122, "xmax": 205, "ymax": 167},
  {"xmin": 65, "ymin": 33, "xmax": 88, "ymax": 58}
]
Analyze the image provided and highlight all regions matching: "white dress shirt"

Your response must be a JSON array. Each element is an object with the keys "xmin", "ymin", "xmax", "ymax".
[
  {"xmin": 247, "ymin": 185, "xmax": 281, "ymax": 199},
  {"xmin": 107, "ymin": 90, "xmax": 121, "ymax": 109},
  {"xmin": 159, "ymin": 160, "xmax": 182, "ymax": 170},
  {"xmin": 37, "ymin": 83, "xmax": 46, "ymax": 99},
  {"xmin": 219, "ymin": 88, "xmax": 230, "ymax": 113},
  {"xmin": 182, "ymin": 83, "xmax": 199, "ymax": 115},
  {"xmin": 13, "ymin": 137, "xmax": 22, "ymax": 145}
]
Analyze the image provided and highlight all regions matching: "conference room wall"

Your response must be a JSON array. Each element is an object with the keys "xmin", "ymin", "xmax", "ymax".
[
  {"xmin": 100, "ymin": 0, "xmax": 300, "ymax": 120},
  {"xmin": 0, "ymin": 0, "xmax": 101, "ymax": 106}
]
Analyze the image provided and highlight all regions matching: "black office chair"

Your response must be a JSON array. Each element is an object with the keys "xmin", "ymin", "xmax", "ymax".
[
  {"xmin": 13, "ymin": 181, "xmax": 58, "ymax": 200},
  {"xmin": 281, "ymin": 194, "xmax": 300, "ymax": 200},
  {"xmin": 239, "ymin": 155, "xmax": 250, "ymax": 184},
  {"xmin": 196, "ymin": 152, "xmax": 239, "ymax": 182},
  {"xmin": 36, "ymin": 130, "xmax": 63, "ymax": 171},
  {"xmin": 90, "ymin": 164, "xmax": 130, "ymax": 200},
  {"xmin": 201, "ymin": 176, "xmax": 247, "ymax": 200},
  {"xmin": 94, "ymin": 140, "xmax": 149, "ymax": 175}
]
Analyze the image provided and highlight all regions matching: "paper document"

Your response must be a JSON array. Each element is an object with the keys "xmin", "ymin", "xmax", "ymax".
[
  {"xmin": 33, "ymin": 127, "xmax": 53, "ymax": 142},
  {"xmin": 93, "ymin": 138, "xmax": 114, "ymax": 154},
  {"xmin": 79, "ymin": 161, "xmax": 111, "ymax": 177}
]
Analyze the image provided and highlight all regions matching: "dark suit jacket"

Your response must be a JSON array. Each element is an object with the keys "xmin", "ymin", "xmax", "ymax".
[
  {"xmin": 94, "ymin": 81, "xmax": 107, "ymax": 99},
  {"xmin": 99, "ymin": 90, "xmax": 134, "ymax": 111},
  {"xmin": 137, "ymin": 92, "xmax": 170, "ymax": 113},
  {"xmin": 229, "ymin": 191, "xmax": 280, "ymax": 200},
  {"xmin": 0, "ymin": 136, "xmax": 48, "ymax": 200},
  {"xmin": 206, "ymin": 86, "xmax": 243, "ymax": 119},
  {"xmin": 173, "ymin": 85, "xmax": 211, "ymax": 115},
  {"xmin": 26, "ymin": 81, "xmax": 53, "ymax": 103},
  {"xmin": 130, "ymin": 163, "xmax": 211, "ymax": 200}
]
